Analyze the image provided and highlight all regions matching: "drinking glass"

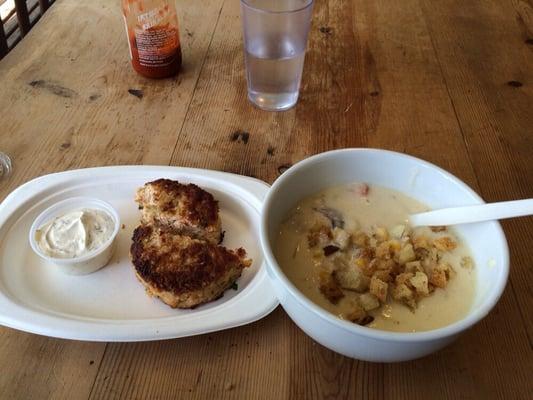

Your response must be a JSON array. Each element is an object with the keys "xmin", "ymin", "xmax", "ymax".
[
  {"xmin": 0, "ymin": 152, "xmax": 12, "ymax": 179},
  {"xmin": 240, "ymin": 0, "xmax": 314, "ymax": 111}
]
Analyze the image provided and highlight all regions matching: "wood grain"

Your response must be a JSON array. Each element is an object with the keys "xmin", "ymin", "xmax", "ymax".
[
  {"xmin": 0, "ymin": 0, "xmax": 225, "ymax": 397},
  {"xmin": 425, "ymin": 1, "xmax": 533, "ymax": 376},
  {"xmin": 0, "ymin": 0, "xmax": 224, "ymax": 199},
  {"xmin": 0, "ymin": 0, "xmax": 531, "ymax": 399},
  {"xmin": 0, "ymin": 329, "xmax": 104, "ymax": 400},
  {"xmin": 107, "ymin": 0, "xmax": 532, "ymax": 398},
  {"xmin": 419, "ymin": 0, "xmax": 533, "ymax": 343}
]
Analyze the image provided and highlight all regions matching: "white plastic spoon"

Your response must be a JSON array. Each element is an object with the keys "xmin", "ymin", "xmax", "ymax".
[{"xmin": 409, "ymin": 199, "xmax": 533, "ymax": 227}]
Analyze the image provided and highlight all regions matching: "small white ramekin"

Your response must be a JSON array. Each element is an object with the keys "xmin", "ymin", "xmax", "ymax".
[{"xmin": 29, "ymin": 197, "xmax": 120, "ymax": 275}]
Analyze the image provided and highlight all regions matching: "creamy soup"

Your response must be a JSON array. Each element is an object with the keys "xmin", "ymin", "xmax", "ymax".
[{"xmin": 275, "ymin": 183, "xmax": 475, "ymax": 333}]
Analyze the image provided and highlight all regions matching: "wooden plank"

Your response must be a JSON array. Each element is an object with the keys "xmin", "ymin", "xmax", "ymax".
[
  {"xmin": 0, "ymin": 0, "xmax": 224, "ymax": 199},
  {"xmin": 0, "ymin": 0, "xmax": 225, "ymax": 398},
  {"xmin": 0, "ymin": 0, "xmax": 530, "ymax": 399},
  {"xmin": 420, "ymin": 0, "xmax": 533, "ymax": 347},
  {"xmin": 0, "ymin": 330, "xmax": 105, "ymax": 400},
  {"xmin": 168, "ymin": 0, "xmax": 478, "ymax": 184},
  {"xmin": 89, "ymin": 0, "xmax": 530, "ymax": 399}
]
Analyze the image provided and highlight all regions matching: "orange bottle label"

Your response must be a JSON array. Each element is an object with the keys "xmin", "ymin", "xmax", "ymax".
[
  {"xmin": 122, "ymin": 0, "xmax": 182, "ymax": 78},
  {"xmin": 134, "ymin": 26, "xmax": 179, "ymax": 67}
]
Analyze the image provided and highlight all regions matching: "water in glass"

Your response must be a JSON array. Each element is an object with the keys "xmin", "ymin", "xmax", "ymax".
[{"xmin": 245, "ymin": 38, "xmax": 305, "ymax": 111}]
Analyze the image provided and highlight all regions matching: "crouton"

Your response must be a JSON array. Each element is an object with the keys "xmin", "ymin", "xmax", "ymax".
[
  {"xmin": 461, "ymin": 256, "xmax": 474, "ymax": 269},
  {"xmin": 336, "ymin": 265, "xmax": 370, "ymax": 292},
  {"xmin": 392, "ymin": 283, "xmax": 416, "ymax": 309},
  {"xmin": 398, "ymin": 243, "xmax": 416, "ymax": 265},
  {"xmin": 319, "ymin": 271, "xmax": 344, "ymax": 304},
  {"xmin": 358, "ymin": 258, "xmax": 377, "ymax": 277},
  {"xmin": 373, "ymin": 269, "xmax": 393, "ymax": 283},
  {"xmin": 405, "ymin": 261, "xmax": 423, "ymax": 274},
  {"xmin": 428, "ymin": 263, "xmax": 453, "ymax": 288},
  {"xmin": 353, "ymin": 231, "xmax": 369, "ymax": 247},
  {"xmin": 343, "ymin": 302, "xmax": 367, "ymax": 323},
  {"xmin": 395, "ymin": 272, "xmax": 414, "ymax": 286},
  {"xmin": 409, "ymin": 271, "xmax": 429, "ymax": 296},
  {"xmin": 359, "ymin": 293, "xmax": 380, "ymax": 311},
  {"xmin": 390, "ymin": 224, "xmax": 406, "ymax": 239},
  {"xmin": 374, "ymin": 226, "xmax": 389, "ymax": 241},
  {"xmin": 412, "ymin": 235, "xmax": 431, "ymax": 251},
  {"xmin": 370, "ymin": 276, "xmax": 388, "ymax": 303},
  {"xmin": 376, "ymin": 241, "xmax": 392, "ymax": 259},
  {"xmin": 307, "ymin": 225, "xmax": 332, "ymax": 248},
  {"xmin": 433, "ymin": 236, "xmax": 457, "ymax": 251}
]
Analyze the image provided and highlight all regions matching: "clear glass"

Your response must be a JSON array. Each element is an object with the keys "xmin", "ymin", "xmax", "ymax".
[
  {"xmin": 240, "ymin": 0, "xmax": 314, "ymax": 111},
  {"xmin": 0, "ymin": 152, "xmax": 11, "ymax": 179}
]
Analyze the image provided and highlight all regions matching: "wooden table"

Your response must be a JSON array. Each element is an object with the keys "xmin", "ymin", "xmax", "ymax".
[{"xmin": 0, "ymin": 0, "xmax": 531, "ymax": 398}]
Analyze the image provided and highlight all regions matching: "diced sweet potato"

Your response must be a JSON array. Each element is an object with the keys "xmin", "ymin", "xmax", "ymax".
[{"xmin": 370, "ymin": 276, "xmax": 388, "ymax": 303}]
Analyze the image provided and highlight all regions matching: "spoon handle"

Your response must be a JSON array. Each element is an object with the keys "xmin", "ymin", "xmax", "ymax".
[{"xmin": 409, "ymin": 199, "xmax": 533, "ymax": 227}]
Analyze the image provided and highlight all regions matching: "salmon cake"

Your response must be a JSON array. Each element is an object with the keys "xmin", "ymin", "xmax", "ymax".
[
  {"xmin": 135, "ymin": 179, "xmax": 222, "ymax": 245},
  {"xmin": 131, "ymin": 225, "xmax": 251, "ymax": 308}
]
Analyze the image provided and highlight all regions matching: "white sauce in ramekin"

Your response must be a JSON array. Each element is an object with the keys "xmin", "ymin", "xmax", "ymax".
[{"xmin": 35, "ymin": 208, "xmax": 115, "ymax": 259}]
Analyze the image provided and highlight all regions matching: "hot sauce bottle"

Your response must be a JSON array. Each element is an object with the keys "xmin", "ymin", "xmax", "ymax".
[{"xmin": 122, "ymin": 0, "xmax": 182, "ymax": 78}]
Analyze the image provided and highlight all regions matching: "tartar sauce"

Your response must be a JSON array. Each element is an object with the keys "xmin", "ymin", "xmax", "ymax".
[{"xmin": 35, "ymin": 208, "xmax": 115, "ymax": 258}]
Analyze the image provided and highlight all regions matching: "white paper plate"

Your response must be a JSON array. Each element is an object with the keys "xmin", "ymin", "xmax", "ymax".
[{"xmin": 0, "ymin": 166, "xmax": 278, "ymax": 341}]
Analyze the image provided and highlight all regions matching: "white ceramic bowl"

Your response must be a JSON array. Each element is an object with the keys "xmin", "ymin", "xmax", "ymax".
[
  {"xmin": 260, "ymin": 148, "xmax": 509, "ymax": 362},
  {"xmin": 29, "ymin": 197, "xmax": 120, "ymax": 275}
]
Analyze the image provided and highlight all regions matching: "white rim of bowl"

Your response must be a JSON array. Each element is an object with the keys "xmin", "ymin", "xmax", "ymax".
[
  {"xmin": 29, "ymin": 197, "xmax": 121, "ymax": 264},
  {"xmin": 260, "ymin": 148, "xmax": 510, "ymax": 342}
]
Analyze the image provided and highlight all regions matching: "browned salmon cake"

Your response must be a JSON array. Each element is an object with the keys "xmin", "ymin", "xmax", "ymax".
[
  {"xmin": 131, "ymin": 224, "xmax": 251, "ymax": 309},
  {"xmin": 135, "ymin": 179, "xmax": 222, "ymax": 245}
]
